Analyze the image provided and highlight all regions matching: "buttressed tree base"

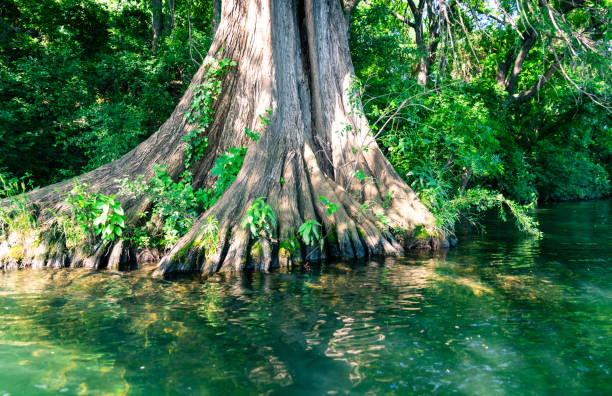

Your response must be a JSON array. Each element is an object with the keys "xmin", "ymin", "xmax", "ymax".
[{"xmin": 0, "ymin": 0, "xmax": 447, "ymax": 275}]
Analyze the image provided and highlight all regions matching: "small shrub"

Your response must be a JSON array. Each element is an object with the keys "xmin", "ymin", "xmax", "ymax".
[
  {"xmin": 297, "ymin": 220, "xmax": 322, "ymax": 247},
  {"xmin": 119, "ymin": 165, "xmax": 206, "ymax": 249},
  {"xmin": 198, "ymin": 215, "xmax": 219, "ymax": 260},
  {"xmin": 0, "ymin": 173, "xmax": 37, "ymax": 237},
  {"xmin": 241, "ymin": 197, "xmax": 276, "ymax": 238},
  {"xmin": 318, "ymin": 196, "xmax": 338, "ymax": 216},
  {"xmin": 62, "ymin": 180, "xmax": 126, "ymax": 246}
]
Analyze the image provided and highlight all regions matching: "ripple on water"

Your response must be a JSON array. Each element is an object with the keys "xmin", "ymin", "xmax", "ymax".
[{"xmin": 0, "ymin": 200, "xmax": 610, "ymax": 394}]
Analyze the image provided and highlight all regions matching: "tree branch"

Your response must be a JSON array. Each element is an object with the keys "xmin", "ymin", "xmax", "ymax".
[
  {"xmin": 496, "ymin": 51, "xmax": 514, "ymax": 86},
  {"xmin": 390, "ymin": 7, "xmax": 416, "ymax": 28},
  {"xmin": 505, "ymin": 29, "xmax": 538, "ymax": 94},
  {"xmin": 509, "ymin": 62, "xmax": 558, "ymax": 102}
]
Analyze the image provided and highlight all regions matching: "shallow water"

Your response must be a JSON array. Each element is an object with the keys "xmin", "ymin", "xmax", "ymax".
[{"xmin": 0, "ymin": 200, "xmax": 610, "ymax": 395}]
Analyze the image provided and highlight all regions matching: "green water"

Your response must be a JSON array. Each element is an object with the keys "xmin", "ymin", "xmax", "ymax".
[{"xmin": 0, "ymin": 200, "xmax": 610, "ymax": 395}]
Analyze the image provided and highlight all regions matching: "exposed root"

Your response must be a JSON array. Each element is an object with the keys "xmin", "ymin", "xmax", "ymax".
[
  {"xmin": 0, "ymin": 227, "xmax": 140, "ymax": 271},
  {"xmin": 154, "ymin": 141, "xmax": 446, "ymax": 277},
  {"xmin": 0, "ymin": 0, "xmax": 448, "ymax": 275}
]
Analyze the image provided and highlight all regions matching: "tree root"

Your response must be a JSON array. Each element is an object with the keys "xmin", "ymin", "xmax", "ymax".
[{"xmin": 154, "ymin": 142, "xmax": 447, "ymax": 277}]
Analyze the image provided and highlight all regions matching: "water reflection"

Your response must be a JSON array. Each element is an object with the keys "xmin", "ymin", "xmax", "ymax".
[{"xmin": 0, "ymin": 200, "xmax": 610, "ymax": 395}]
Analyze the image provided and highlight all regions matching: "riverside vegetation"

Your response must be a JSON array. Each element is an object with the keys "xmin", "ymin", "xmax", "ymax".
[{"xmin": 0, "ymin": 0, "xmax": 610, "ymax": 271}]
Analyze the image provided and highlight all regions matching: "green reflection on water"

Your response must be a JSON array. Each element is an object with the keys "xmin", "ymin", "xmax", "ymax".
[{"xmin": 0, "ymin": 200, "xmax": 610, "ymax": 395}]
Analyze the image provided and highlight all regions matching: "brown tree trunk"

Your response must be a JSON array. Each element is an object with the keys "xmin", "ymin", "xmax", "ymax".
[
  {"xmin": 156, "ymin": 0, "xmax": 446, "ymax": 274},
  {"xmin": 1, "ymin": 0, "xmax": 445, "ymax": 274},
  {"xmin": 152, "ymin": 0, "xmax": 164, "ymax": 50},
  {"xmin": 415, "ymin": 29, "xmax": 429, "ymax": 86},
  {"xmin": 167, "ymin": 0, "xmax": 176, "ymax": 30}
]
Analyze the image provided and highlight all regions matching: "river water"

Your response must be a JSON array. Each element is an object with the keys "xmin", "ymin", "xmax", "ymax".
[{"xmin": 0, "ymin": 200, "xmax": 610, "ymax": 395}]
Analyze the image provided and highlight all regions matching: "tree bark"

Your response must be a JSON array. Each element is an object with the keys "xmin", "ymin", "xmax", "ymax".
[
  {"xmin": 496, "ymin": 51, "xmax": 514, "ymax": 87},
  {"xmin": 509, "ymin": 61, "xmax": 559, "ymax": 103},
  {"xmin": 152, "ymin": 0, "xmax": 164, "ymax": 50},
  {"xmin": 167, "ymin": 0, "xmax": 176, "ymax": 30},
  {"xmin": 415, "ymin": 27, "xmax": 428, "ymax": 86},
  {"xmin": 505, "ymin": 29, "xmax": 537, "ymax": 95},
  {"xmin": 1, "ymin": 0, "xmax": 445, "ymax": 274},
  {"xmin": 389, "ymin": 0, "xmax": 431, "ymax": 86}
]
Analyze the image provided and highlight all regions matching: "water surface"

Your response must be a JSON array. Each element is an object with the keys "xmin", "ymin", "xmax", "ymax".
[{"xmin": 0, "ymin": 200, "xmax": 610, "ymax": 395}]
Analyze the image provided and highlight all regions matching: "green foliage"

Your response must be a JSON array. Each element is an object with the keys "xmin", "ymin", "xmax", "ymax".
[
  {"xmin": 376, "ymin": 212, "xmax": 390, "ymax": 229},
  {"xmin": 0, "ymin": 172, "xmax": 37, "ymax": 236},
  {"xmin": 0, "ymin": 0, "xmax": 213, "ymax": 184},
  {"xmin": 130, "ymin": 224, "xmax": 152, "ymax": 250},
  {"xmin": 244, "ymin": 127, "xmax": 259, "ymax": 142},
  {"xmin": 349, "ymin": 3, "xmax": 611, "ymax": 236},
  {"xmin": 354, "ymin": 169, "xmax": 366, "ymax": 181},
  {"xmin": 279, "ymin": 237, "xmax": 301, "ymax": 257},
  {"xmin": 207, "ymin": 147, "xmax": 247, "ymax": 206},
  {"xmin": 534, "ymin": 139, "xmax": 611, "ymax": 201},
  {"xmin": 62, "ymin": 180, "xmax": 126, "ymax": 247},
  {"xmin": 197, "ymin": 216, "xmax": 219, "ymax": 261},
  {"xmin": 381, "ymin": 190, "xmax": 393, "ymax": 209},
  {"xmin": 419, "ymin": 187, "xmax": 541, "ymax": 237},
  {"xmin": 119, "ymin": 165, "xmax": 206, "ymax": 249},
  {"xmin": 318, "ymin": 196, "xmax": 338, "ymax": 217},
  {"xmin": 245, "ymin": 109, "xmax": 272, "ymax": 142},
  {"xmin": 297, "ymin": 220, "xmax": 322, "ymax": 247},
  {"xmin": 241, "ymin": 197, "xmax": 276, "ymax": 238},
  {"xmin": 183, "ymin": 58, "xmax": 236, "ymax": 169},
  {"xmin": 258, "ymin": 109, "xmax": 273, "ymax": 126},
  {"xmin": 92, "ymin": 195, "xmax": 126, "ymax": 243}
]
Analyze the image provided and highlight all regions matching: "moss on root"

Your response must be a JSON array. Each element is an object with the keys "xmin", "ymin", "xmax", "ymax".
[
  {"xmin": 9, "ymin": 245, "xmax": 24, "ymax": 262},
  {"xmin": 250, "ymin": 241, "xmax": 264, "ymax": 262}
]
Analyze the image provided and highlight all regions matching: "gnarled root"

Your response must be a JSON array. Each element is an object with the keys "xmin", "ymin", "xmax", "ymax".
[{"xmin": 155, "ymin": 142, "xmax": 446, "ymax": 277}]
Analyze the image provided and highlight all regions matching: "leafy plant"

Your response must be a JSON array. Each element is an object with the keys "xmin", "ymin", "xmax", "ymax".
[
  {"xmin": 183, "ymin": 57, "xmax": 236, "ymax": 169},
  {"xmin": 63, "ymin": 180, "xmax": 126, "ymax": 247},
  {"xmin": 198, "ymin": 215, "xmax": 219, "ymax": 260},
  {"xmin": 318, "ymin": 196, "xmax": 338, "ymax": 216},
  {"xmin": 0, "ymin": 173, "xmax": 37, "ymax": 236},
  {"xmin": 245, "ymin": 108, "xmax": 273, "ymax": 142},
  {"xmin": 119, "ymin": 165, "xmax": 206, "ymax": 249},
  {"xmin": 418, "ymin": 187, "xmax": 541, "ymax": 237},
  {"xmin": 244, "ymin": 127, "xmax": 260, "ymax": 142},
  {"xmin": 354, "ymin": 169, "xmax": 366, "ymax": 181},
  {"xmin": 241, "ymin": 197, "xmax": 276, "ymax": 238},
  {"xmin": 376, "ymin": 212, "xmax": 390, "ymax": 229},
  {"xmin": 381, "ymin": 190, "xmax": 393, "ymax": 209},
  {"xmin": 130, "ymin": 225, "xmax": 152, "ymax": 249},
  {"xmin": 92, "ymin": 195, "xmax": 126, "ymax": 243},
  {"xmin": 297, "ymin": 220, "xmax": 322, "ymax": 247},
  {"xmin": 207, "ymin": 146, "xmax": 247, "ymax": 206}
]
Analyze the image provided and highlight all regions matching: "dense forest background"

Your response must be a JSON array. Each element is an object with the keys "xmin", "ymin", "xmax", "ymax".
[{"xmin": 1, "ymin": 0, "xmax": 610, "ymax": 234}]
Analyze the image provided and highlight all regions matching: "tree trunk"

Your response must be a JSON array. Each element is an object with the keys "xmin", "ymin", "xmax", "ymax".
[
  {"xmin": 416, "ymin": 40, "xmax": 429, "ymax": 86},
  {"xmin": 414, "ymin": 13, "xmax": 428, "ymax": 86},
  {"xmin": 167, "ymin": 0, "xmax": 176, "ymax": 30},
  {"xmin": 1, "ymin": 0, "xmax": 446, "ymax": 274},
  {"xmin": 152, "ymin": 0, "xmax": 164, "ymax": 50}
]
